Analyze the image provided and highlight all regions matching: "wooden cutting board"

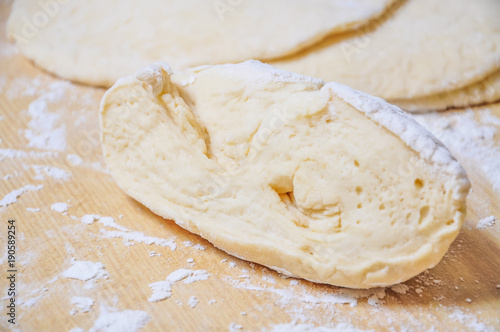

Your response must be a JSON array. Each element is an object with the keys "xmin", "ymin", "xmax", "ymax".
[{"xmin": 0, "ymin": 2, "xmax": 499, "ymax": 331}]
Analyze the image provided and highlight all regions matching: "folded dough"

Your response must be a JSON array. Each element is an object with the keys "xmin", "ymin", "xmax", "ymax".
[
  {"xmin": 272, "ymin": 0, "xmax": 500, "ymax": 100},
  {"xmin": 7, "ymin": 0, "xmax": 394, "ymax": 87},
  {"xmin": 100, "ymin": 61, "xmax": 470, "ymax": 288}
]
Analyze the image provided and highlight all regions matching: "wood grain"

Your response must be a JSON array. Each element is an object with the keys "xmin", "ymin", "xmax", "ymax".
[{"xmin": 0, "ymin": 1, "xmax": 499, "ymax": 331}]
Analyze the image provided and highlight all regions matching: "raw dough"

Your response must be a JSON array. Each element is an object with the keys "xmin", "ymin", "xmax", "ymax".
[
  {"xmin": 393, "ymin": 71, "xmax": 500, "ymax": 113},
  {"xmin": 272, "ymin": 0, "xmax": 500, "ymax": 100},
  {"xmin": 7, "ymin": 0, "xmax": 395, "ymax": 87},
  {"xmin": 100, "ymin": 61, "xmax": 470, "ymax": 288}
]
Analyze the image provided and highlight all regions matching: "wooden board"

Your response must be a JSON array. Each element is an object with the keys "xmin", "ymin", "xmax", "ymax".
[{"xmin": 0, "ymin": 2, "xmax": 499, "ymax": 331}]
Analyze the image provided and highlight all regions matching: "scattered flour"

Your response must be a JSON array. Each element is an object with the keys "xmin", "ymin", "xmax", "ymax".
[
  {"xmin": 148, "ymin": 269, "xmax": 209, "ymax": 303},
  {"xmin": 29, "ymin": 165, "xmax": 72, "ymax": 181},
  {"xmin": 69, "ymin": 328, "xmax": 85, "ymax": 332},
  {"xmin": 0, "ymin": 184, "xmax": 43, "ymax": 207},
  {"xmin": 228, "ymin": 262, "xmax": 237, "ymax": 268},
  {"xmin": 51, "ymin": 202, "xmax": 70, "ymax": 213},
  {"xmin": 26, "ymin": 207, "xmax": 40, "ymax": 212},
  {"xmin": 187, "ymin": 296, "xmax": 199, "ymax": 308},
  {"xmin": 66, "ymin": 153, "xmax": 83, "ymax": 166},
  {"xmin": 149, "ymin": 250, "xmax": 161, "ymax": 257},
  {"xmin": 71, "ymin": 296, "xmax": 94, "ymax": 313},
  {"xmin": 24, "ymin": 96, "xmax": 67, "ymax": 151},
  {"xmin": 448, "ymin": 308, "xmax": 494, "ymax": 332},
  {"xmin": 62, "ymin": 260, "xmax": 109, "ymax": 289},
  {"xmin": 477, "ymin": 216, "xmax": 496, "ymax": 230},
  {"xmin": 81, "ymin": 214, "xmax": 100, "ymax": 225},
  {"xmin": 148, "ymin": 280, "xmax": 173, "ymax": 303},
  {"xmin": 89, "ymin": 306, "xmax": 150, "ymax": 332},
  {"xmin": 225, "ymin": 274, "xmax": 387, "ymax": 308},
  {"xmin": 98, "ymin": 216, "xmax": 128, "ymax": 231},
  {"xmin": 18, "ymin": 287, "xmax": 48, "ymax": 308},
  {"xmin": 101, "ymin": 230, "xmax": 177, "ymax": 250},
  {"xmin": 194, "ymin": 244, "xmax": 207, "ymax": 251},
  {"xmin": 186, "ymin": 258, "xmax": 194, "ymax": 263},
  {"xmin": 0, "ymin": 148, "xmax": 58, "ymax": 161},
  {"xmin": 168, "ymin": 269, "xmax": 209, "ymax": 284},
  {"xmin": 229, "ymin": 323, "xmax": 243, "ymax": 331},
  {"xmin": 267, "ymin": 322, "xmax": 369, "ymax": 332}
]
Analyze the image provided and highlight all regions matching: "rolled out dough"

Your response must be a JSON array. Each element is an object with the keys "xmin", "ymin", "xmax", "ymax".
[
  {"xmin": 272, "ymin": 0, "xmax": 500, "ymax": 100},
  {"xmin": 393, "ymin": 70, "xmax": 500, "ymax": 113},
  {"xmin": 7, "ymin": 0, "xmax": 395, "ymax": 87}
]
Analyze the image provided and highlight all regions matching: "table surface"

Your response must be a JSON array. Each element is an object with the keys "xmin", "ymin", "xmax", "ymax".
[{"xmin": 0, "ymin": 2, "xmax": 499, "ymax": 331}]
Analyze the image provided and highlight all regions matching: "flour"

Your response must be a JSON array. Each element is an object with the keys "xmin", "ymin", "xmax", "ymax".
[
  {"xmin": 51, "ymin": 202, "xmax": 70, "ymax": 213},
  {"xmin": 0, "ymin": 148, "xmax": 58, "ymax": 161},
  {"xmin": 6, "ymin": 76, "xmax": 43, "ymax": 99},
  {"xmin": 148, "ymin": 269, "xmax": 209, "ymax": 303},
  {"xmin": 89, "ymin": 306, "xmax": 150, "ymax": 332},
  {"xmin": 229, "ymin": 323, "xmax": 243, "ymax": 331},
  {"xmin": 148, "ymin": 280, "xmax": 173, "ymax": 302},
  {"xmin": 71, "ymin": 296, "xmax": 94, "ymax": 313},
  {"xmin": 98, "ymin": 216, "xmax": 128, "ymax": 231},
  {"xmin": 414, "ymin": 108, "xmax": 500, "ymax": 194},
  {"xmin": 101, "ymin": 230, "xmax": 177, "ymax": 250},
  {"xmin": 262, "ymin": 273, "xmax": 277, "ymax": 285},
  {"xmin": 69, "ymin": 328, "xmax": 85, "ymax": 332},
  {"xmin": 448, "ymin": 308, "xmax": 494, "ymax": 332},
  {"xmin": 0, "ymin": 184, "xmax": 43, "ymax": 207},
  {"xmin": 24, "ymin": 96, "xmax": 67, "ymax": 151},
  {"xmin": 6, "ymin": 77, "xmax": 85, "ymax": 153},
  {"xmin": 225, "ymin": 273, "xmax": 388, "ymax": 308},
  {"xmin": 62, "ymin": 260, "xmax": 109, "ymax": 289},
  {"xmin": 29, "ymin": 165, "xmax": 72, "ymax": 181},
  {"xmin": 81, "ymin": 214, "xmax": 100, "ymax": 225},
  {"xmin": 477, "ymin": 215, "xmax": 496, "ymax": 229},
  {"xmin": 148, "ymin": 250, "xmax": 161, "ymax": 257},
  {"xmin": 187, "ymin": 296, "xmax": 199, "ymax": 308},
  {"xmin": 267, "ymin": 322, "xmax": 369, "ymax": 332},
  {"xmin": 26, "ymin": 207, "xmax": 40, "ymax": 212},
  {"xmin": 193, "ymin": 244, "xmax": 207, "ymax": 251},
  {"xmin": 66, "ymin": 154, "xmax": 83, "ymax": 166}
]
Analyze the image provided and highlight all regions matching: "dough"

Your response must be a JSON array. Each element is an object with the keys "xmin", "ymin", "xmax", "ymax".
[
  {"xmin": 272, "ymin": 0, "xmax": 500, "ymax": 100},
  {"xmin": 100, "ymin": 61, "xmax": 470, "ymax": 288},
  {"xmin": 7, "ymin": 0, "xmax": 395, "ymax": 87},
  {"xmin": 393, "ymin": 70, "xmax": 500, "ymax": 113}
]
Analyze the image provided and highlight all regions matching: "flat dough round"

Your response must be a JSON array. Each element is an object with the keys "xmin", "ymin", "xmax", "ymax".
[
  {"xmin": 393, "ymin": 70, "xmax": 500, "ymax": 113},
  {"xmin": 272, "ymin": 0, "xmax": 500, "ymax": 100},
  {"xmin": 7, "ymin": 0, "xmax": 394, "ymax": 87},
  {"xmin": 100, "ymin": 61, "xmax": 469, "ymax": 288}
]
